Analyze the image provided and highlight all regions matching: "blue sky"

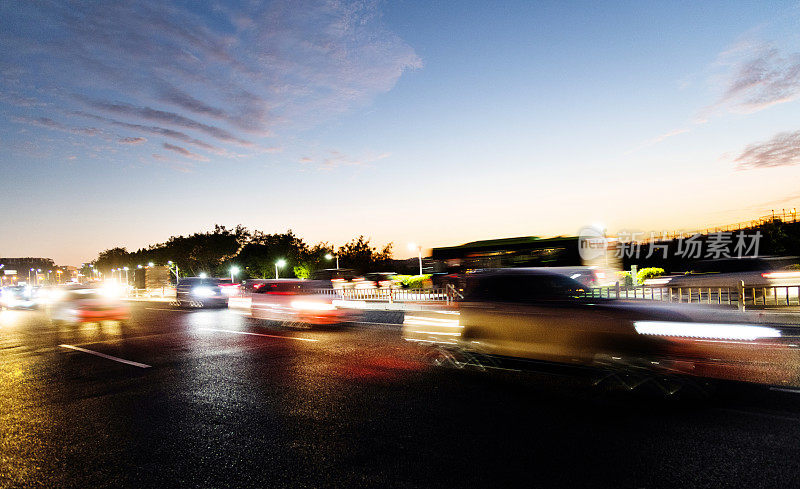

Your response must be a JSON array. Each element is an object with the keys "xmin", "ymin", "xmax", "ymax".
[{"xmin": 2, "ymin": 0, "xmax": 800, "ymax": 264}]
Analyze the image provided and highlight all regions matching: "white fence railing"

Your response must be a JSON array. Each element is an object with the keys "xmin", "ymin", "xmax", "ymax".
[
  {"xmin": 586, "ymin": 283, "xmax": 800, "ymax": 309},
  {"xmin": 313, "ymin": 287, "xmax": 459, "ymax": 304}
]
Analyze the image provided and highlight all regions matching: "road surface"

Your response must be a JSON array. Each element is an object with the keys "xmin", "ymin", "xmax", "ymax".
[{"xmin": 2, "ymin": 303, "xmax": 800, "ymax": 488}]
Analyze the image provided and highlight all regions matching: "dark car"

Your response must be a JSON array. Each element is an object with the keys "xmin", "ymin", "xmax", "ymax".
[
  {"xmin": 362, "ymin": 272, "xmax": 398, "ymax": 288},
  {"xmin": 176, "ymin": 277, "xmax": 228, "ymax": 308},
  {"xmin": 403, "ymin": 268, "xmax": 800, "ymax": 392}
]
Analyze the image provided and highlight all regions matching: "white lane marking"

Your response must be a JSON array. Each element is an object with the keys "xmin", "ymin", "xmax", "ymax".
[
  {"xmin": 198, "ymin": 327, "xmax": 318, "ymax": 342},
  {"xmin": 58, "ymin": 344, "xmax": 152, "ymax": 368},
  {"xmin": 770, "ymin": 387, "xmax": 800, "ymax": 394},
  {"xmin": 145, "ymin": 307, "xmax": 187, "ymax": 312}
]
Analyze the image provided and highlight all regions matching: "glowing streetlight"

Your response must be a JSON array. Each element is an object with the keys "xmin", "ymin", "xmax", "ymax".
[
  {"xmin": 325, "ymin": 253, "xmax": 339, "ymax": 269},
  {"xmin": 408, "ymin": 243, "xmax": 423, "ymax": 275},
  {"xmin": 275, "ymin": 259, "xmax": 286, "ymax": 279},
  {"xmin": 148, "ymin": 262, "xmax": 154, "ymax": 267},
  {"xmin": 167, "ymin": 261, "xmax": 179, "ymax": 283},
  {"xmin": 230, "ymin": 265, "xmax": 240, "ymax": 283},
  {"xmin": 199, "ymin": 272, "xmax": 208, "ymax": 279}
]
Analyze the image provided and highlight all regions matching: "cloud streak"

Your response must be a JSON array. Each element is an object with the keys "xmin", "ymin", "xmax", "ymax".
[
  {"xmin": 735, "ymin": 130, "xmax": 800, "ymax": 170},
  {"xmin": 702, "ymin": 40, "xmax": 800, "ymax": 118},
  {"xmin": 119, "ymin": 136, "xmax": 146, "ymax": 144},
  {"xmin": 79, "ymin": 98, "xmax": 254, "ymax": 147},
  {"xmin": 13, "ymin": 115, "xmax": 102, "ymax": 137},
  {"xmin": 73, "ymin": 112, "xmax": 226, "ymax": 154},
  {"xmin": 162, "ymin": 143, "xmax": 208, "ymax": 162}
]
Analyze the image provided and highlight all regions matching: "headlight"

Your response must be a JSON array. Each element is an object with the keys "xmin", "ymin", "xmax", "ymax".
[
  {"xmin": 634, "ymin": 321, "xmax": 782, "ymax": 341},
  {"xmin": 100, "ymin": 284, "xmax": 121, "ymax": 298},
  {"xmin": 191, "ymin": 287, "xmax": 216, "ymax": 298},
  {"xmin": 291, "ymin": 300, "xmax": 336, "ymax": 311}
]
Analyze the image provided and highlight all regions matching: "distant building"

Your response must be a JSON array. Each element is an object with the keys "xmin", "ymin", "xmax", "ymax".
[{"xmin": 0, "ymin": 257, "xmax": 73, "ymax": 285}]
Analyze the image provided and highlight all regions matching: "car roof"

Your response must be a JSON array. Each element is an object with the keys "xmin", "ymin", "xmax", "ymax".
[{"xmin": 468, "ymin": 268, "xmax": 568, "ymax": 277}]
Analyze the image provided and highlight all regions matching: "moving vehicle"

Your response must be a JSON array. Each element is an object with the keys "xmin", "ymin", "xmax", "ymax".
[
  {"xmin": 361, "ymin": 272, "xmax": 398, "ymax": 289},
  {"xmin": 403, "ymin": 268, "xmax": 800, "ymax": 391},
  {"xmin": 1, "ymin": 285, "xmax": 39, "ymax": 309},
  {"xmin": 250, "ymin": 279, "xmax": 358, "ymax": 327},
  {"xmin": 534, "ymin": 266, "xmax": 613, "ymax": 287},
  {"xmin": 48, "ymin": 284, "xmax": 129, "ymax": 324},
  {"xmin": 175, "ymin": 277, "xmax": 228, "ymax": 308},
  {"xmin": 310, "ymin": 269, "xmax": 359, "ymax": 289}
]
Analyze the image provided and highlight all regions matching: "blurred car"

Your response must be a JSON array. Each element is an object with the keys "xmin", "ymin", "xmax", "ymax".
[
  {"xmin": 361, "ymin": 272, "xmax": 398, "ymax": 289},
  {"xmin": 216, "ymin": 279, "xmax": 241, "ymax": 297},
  {"xmin": 534, "ymin": 266, "xmax": 614, "ymax": 287},
  {"xmin": 48, "ymin": 284, "xmax": 129, "ymax": 324},
  {"xmin": 1, "ymin": 285, "xmax": 39, "ymax": 309},
  {"xmin": 403, "ymin": 268, "xmax": 800, "ymax": 391},
  {"xmin": 250, "ymin": 279, "xmax": 358, "ymax": 327},
  {"xmin": 310, "ymin": 269, "xmax": 359, "ymax": 289},
  {"xmin": 176, "ymin": 277, "xmax": 228, "ymax": 308}
]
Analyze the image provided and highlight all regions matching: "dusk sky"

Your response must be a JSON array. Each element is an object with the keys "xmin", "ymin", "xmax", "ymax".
[{"xmin": 2, "ymin": 0, "xmax": 800, "ymax": 265}]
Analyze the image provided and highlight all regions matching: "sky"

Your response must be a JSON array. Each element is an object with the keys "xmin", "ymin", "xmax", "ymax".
[{"xmin": 2, "ymin": 0, "xmax": 800, "ymax": 265}]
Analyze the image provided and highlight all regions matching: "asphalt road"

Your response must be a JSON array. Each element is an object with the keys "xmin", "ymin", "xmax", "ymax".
[{"xmin": 3, "ymin": 303, "xmax": 800, "ymax": 488}]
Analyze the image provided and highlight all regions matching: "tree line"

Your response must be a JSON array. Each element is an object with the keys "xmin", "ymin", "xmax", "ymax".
[{"xmin": 89, "ymin": 225, "xmax": 394, "ymax": 279}]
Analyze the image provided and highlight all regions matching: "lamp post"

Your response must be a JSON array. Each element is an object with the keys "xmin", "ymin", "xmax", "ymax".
[
  {"xmin": 123, "ymin": 266, "xmax": 129, "ymax": 285},
  {"xmin": 230, "ymin": 265, "xmax": 240, "ymax": 284},
  {"xmin": 167, "ymin": 261, "xmax": 180, "ymax": 284},
  {"xmin": 408, "ymin": 243, "xmax": 423, "ymax": 275},
  {"xmin": 325, "ymin": 253, "xmax": 339, "ymax": 269},
  {"xmin": 275, "ymin": 259, "xmax": 286, "ymax": 279}
]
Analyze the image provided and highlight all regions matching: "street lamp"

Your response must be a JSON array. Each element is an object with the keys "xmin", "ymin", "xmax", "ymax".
[
  {"xmin": 199, "ymin": 272, "xmax": 208, "ymax": 279},
  {"xmin": 325, "ymin": 253, "xmax": 339, "ymax": 269},
  {"xmin": 275, "ymin": 259, "xmax": 286, "ymax": 279},
  {"xmin": 167, "ymin": 261, "xmax": 180, "ymax": 282},
  {"xmin": 123, "ymin": 266, "xmax": 129, "ymax": 285},
  {"xmin": 148, "ymin": 262, "xmax": 154, "ymax": 267},
  {"xmin": 230, "ymin": 265, "xmax": 240, "ymax": 283},
  {"xmin": 408, "ymin": 243, "xmax": 423, "ymax": 275}
]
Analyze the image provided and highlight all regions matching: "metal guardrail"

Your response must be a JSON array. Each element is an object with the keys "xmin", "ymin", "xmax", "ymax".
[
  {"xmin": 128, "ymin": 282, "xmax": 800, "ymax": 310},
  {"xmin": 313, "ymin": 287, "xmax": 458, "ymax": 304},
  {"xmin": 586, "ymin": 283, "xmax": 800, "ymax": 309},
  {"xmin": 314, "ymin": 288, "xmax": 457, "ymax": 304}
]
